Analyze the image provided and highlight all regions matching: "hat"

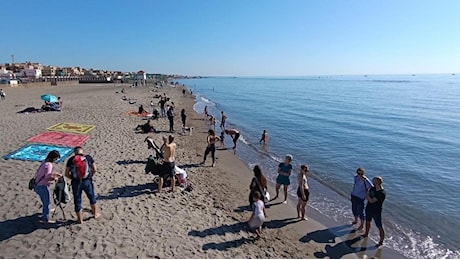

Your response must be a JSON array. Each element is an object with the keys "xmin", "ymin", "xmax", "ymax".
[{"xmin": 286, "ymin": 154, "xmax": 293, "ymax": 161}]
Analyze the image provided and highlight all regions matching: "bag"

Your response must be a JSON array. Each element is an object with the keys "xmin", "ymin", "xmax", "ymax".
[
  {"xmin": 29, "ymin": 165, "xmax": 46, "ymax": 190},
  {"xmin": 70, "ymin": 155, "xmax": 91, "ymax": 179},
  {"xmin": 264, "ymin": 190, "xmax": 271, "ymax": 202},
  {"xmin": 53, "ymin": 177, "xmax": 71, "ymax": 204},
  {"xmin": 28, "ymin": 178, "xmax": 36, "ymax": 190}
]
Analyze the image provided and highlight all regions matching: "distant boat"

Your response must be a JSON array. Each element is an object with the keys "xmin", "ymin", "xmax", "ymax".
[
  {"xmin": 412, "ymin": 74, "xmax": 416, "ymax": 76},
  {"xmin": 452, "ymin": 73, "xmax": 456, "ymax": 75}
]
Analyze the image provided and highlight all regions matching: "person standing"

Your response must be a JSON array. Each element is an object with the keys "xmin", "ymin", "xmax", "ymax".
[
  {"xmin": 220, "ymin": 111, "xmax": 227, "ymax": 129},
  {"xmin": 158, "ymin": 97, "xmax": 167, "ymax": 117},
  {"xmin": 273, "ymin": 154, "xmax": 293, "ymax": 204},
  {"xmin": 362, "ymin": 176, "xmax": 386, "ymax": 248},
  {"xmin": 296, "ymin": 165, "xmax": 310, "ymax": 220},
  {"xmin": 249, "ymin": 165, "xmax": 268, "ymax": 206},
  {"xmin": 351, "ymin": 168, "xmax": 373, "ymax": 230},
  {"xmin": 180, "ymin": 108, "xmax": 187, "ymax": 129},
  {"xmin": 201, "ymin": 129, "xmax": 220, "ymax": 167},
  {"xmin": 259, "ymin": 130, "xmax": 268, "ymax": 144},
  {"xmin": 224, "ymin": 128, "xmax": 240, "ymax": 152},
  {"xmin": 159, "ymin": 135, "xmax": 177, "ymax": 192},
  {"xmin": 33, "ymin": 150, "xmax": 62, "ymax": 223},
  {"xmin": 167, "ymin": 106, "xmax": 175, "ymax": 133},
  {"xmin": 204, "ymin": 105, "xmax": 209, "ymax": 118},
  {"xmin": 64, "ymin": 146, "xmax": 100, "ymax": 224},
  {"xmin": 0, "ymin": 89, "xmax": 5, "ymax": 100}
]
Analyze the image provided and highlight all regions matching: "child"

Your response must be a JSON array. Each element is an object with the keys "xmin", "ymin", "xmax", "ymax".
[{"xmin": 248, "ymin": 191, "xmax": 266, "ymax": 239}]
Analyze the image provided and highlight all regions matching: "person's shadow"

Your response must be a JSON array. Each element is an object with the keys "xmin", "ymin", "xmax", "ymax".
[
  {"xmin": 264, "ymin": 217, "xmax": 300, "ymax": 229},
  {"xmin": 188, "ymin": 222, "xmax": 246, "ymax": 238},
  {"xmin": 300, "ymin": 224, "xmax": 355, "ymax": 243},
  {"xmin": 202, "ymin": 237, "xmax": 254, "ymax": 251},
  {"xmin": 0, "ymin": 213, "xmax": 69, "ymax": 242},
  {"xmin": 97, "ymin": 183, "xmax": 155, "ymax": 200}
]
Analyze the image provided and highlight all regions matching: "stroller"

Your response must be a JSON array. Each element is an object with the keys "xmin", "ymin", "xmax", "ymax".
[
  {"xmin": 144, "ymin": 137, "xmax": 179, "ymax": 188},
  {"xmin": 52, "ymin": 176, "xmax": 71, "ymax": 220}
]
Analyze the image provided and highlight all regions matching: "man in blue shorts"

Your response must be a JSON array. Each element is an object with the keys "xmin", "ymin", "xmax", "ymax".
[
  {"xmin": 65, "ymin": 146, "xmax": 100, "ymax": 224},
  {"xmin": 362, "ymin": 176, "xmax": 386, "ymax": 248}
]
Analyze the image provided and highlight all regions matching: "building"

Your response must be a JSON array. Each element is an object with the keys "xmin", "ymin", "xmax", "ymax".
[{"xmin": 135, "ymin": 70, "xmax": 146, "ymax": 86}]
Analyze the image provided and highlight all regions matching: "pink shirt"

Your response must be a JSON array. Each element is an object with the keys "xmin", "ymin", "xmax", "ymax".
[{"xmin": 34, "ymin": 162, "xmax": 54, "ymax": 186}]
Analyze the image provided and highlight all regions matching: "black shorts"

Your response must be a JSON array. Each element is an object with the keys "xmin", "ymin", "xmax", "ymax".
[
  {"xmin": 161, "ymin": 161, "xmax": 175, "ymax": 178},
  {"xmin": 297, "ymin": 187, "xmax": 310, "ymax": 202},
  {"xmin": 233, "ymin": 133, "xmax": 240, "ymax": 142}
]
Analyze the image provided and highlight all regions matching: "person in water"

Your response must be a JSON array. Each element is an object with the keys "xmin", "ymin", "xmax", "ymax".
[
  {"xmin": 362, "ymin": 176, "xmax": 386, "ymax": 248},
  {"xmin": 259, "ymin": 130, "xmax": 268, "ymax": 144}
]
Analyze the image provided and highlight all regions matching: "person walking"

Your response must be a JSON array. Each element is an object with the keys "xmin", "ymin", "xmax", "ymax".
[
  {"xmin": 64, "ymin": 146, "xmax": 100, "ymax": 224},
  {"xmin": 362, "ymin": 176, "xmax": 386, "ymax": 248},
  {"xmin": 0, "ymin": 89, "xmax": 5, "ymax": 100},
  {"xmin": 33, "ymin": 150, "xmax": 62, "ymax": 223},
  {"xmin": 351, "ymin": 168, "xmax": 373, "ymax": 230},
  {"xmin": 273, "ymin": 154, "xmax": 293, "ymax": 204},
  {"xmin": 296, "ymin": 165, "xmax": 310, "ymax": 220},
  {"xmin": 204, "ymin": 105, "xmax": 209, "ymax": 118},
  {"xmin": 159, "ymin": 135, "xmax": 177, "ymax": 192},
  {"xmin": 201, "ymin": 129, "xmax": 220, "ymax": 167},
  {"xmin": 249, "ymin": 165, "xmax": 268, "ymax": 206},
  {"xmin": 259, "ymin": 130, "xmax": 268, "ymax": 144},
  {"xmin": 167, "ymin": 106, "xmax": 175, "ymax": 132}
]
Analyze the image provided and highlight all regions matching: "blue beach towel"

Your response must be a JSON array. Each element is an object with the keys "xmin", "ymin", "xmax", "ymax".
[{"xmin": 3, "ymin": 144, "xmax": 73, "ymax": 163}]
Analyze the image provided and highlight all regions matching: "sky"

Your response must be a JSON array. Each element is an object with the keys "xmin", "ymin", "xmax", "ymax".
[{"xmin": 1, "ymin": 0, "xmax": 459, "ymax": 76}]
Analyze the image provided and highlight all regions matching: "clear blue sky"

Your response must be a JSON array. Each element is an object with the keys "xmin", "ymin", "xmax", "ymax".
[{"xmin": 2, "ymin": 0, "xmax": 459, "ymax": 76}]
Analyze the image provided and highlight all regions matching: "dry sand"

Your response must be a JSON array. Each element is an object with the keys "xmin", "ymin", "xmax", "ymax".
[{"xmin": 0, "ymin": 83, "xmax": 400, "ymax": 258}]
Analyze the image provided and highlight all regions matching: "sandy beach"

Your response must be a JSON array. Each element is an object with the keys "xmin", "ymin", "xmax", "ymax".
[{"xmin": 0, "ymin": 82, "xmax": 403, "ymax": 258}]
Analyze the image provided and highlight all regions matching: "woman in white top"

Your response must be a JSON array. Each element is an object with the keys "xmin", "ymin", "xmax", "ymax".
[
  {"xmin": 296, "ymin": 165, "xmax": 310, "ymax": 220},
  {"xmin": 248, "ymin": 191, "xmax": 267, "ymax": 239}
]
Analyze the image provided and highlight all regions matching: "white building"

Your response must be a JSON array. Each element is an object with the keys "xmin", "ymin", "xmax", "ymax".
[
  {"xmin": 135, "ymin": 70, "xmax": 146, "ymax": 86},
  {"xmin": 19, "ymin": 68, "xmax": 42, "ymax": 79}
]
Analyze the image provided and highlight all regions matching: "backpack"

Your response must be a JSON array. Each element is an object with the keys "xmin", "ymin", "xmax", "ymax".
[
  {"xmin": 53, "ymin": 177, "xmax": 71, "ymax": 204},
  {"xmin": 70, "ymin": 155, "xmax": 91, "ymax": 179}
]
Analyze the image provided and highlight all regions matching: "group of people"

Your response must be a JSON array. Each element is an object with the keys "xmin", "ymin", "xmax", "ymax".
[
  {"xmin": 32, "ymin": 146, "xmax": 100, "ymax": 224},
  {"xmin": 245, "ymin": 156, "xmax": 386, "ymax": 247}
]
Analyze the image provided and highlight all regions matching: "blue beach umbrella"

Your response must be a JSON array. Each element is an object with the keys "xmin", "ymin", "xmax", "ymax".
[{"xmin": 41, "ymin": 94, "xmax": 58, "ymax": 103}]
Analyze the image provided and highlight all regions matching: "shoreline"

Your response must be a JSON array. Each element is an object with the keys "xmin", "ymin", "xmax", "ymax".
[{"xmin": 0, "ymin": 83, "xmax": 403, "ymax": 258}]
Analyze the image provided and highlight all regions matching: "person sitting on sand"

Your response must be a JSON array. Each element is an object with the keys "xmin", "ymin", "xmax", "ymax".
[
  {"xmin": 121, "ymin": 88, "xmax": 126, "ymax": 93},
  {"xmin": 136, "ymin": 119, "xmax": 157, "ymax": 133},
  {"xmin": 273, "ymin": 154, "xmax": 293, "ymax": 204},
  {"xmin": 138, "ymin": 104, "xmax": 148, "ymax": 115},
  {"xmin": 248, "ymin": 191, "xmax": 267, "ymax": 239},
  {"xmin": 151, "ymin": 109, "xmax": 159, "ymax": 120}
]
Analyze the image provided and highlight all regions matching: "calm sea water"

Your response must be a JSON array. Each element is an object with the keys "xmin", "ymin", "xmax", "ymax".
[{"xmin": 178, "ymin": 74, "xmax": 460, "ymax": 259}]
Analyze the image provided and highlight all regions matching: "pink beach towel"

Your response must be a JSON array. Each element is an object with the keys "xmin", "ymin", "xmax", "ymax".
[{"xmin": 27, "ymin": 131, "xmax": 89, "ymax": 147}]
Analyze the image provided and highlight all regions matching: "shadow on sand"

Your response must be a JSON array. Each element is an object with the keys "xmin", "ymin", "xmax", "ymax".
[
  {"xmin": 202, "ymin": 237, "xmax": 255, "ymax": 251},
  {"xmin": 300, "ymin": 224, "xmax": 380, "ymax": 258},
  {"xmin": 116, "ymin": 159, "xmax": 147, "ymax": 165},
  {"xmin": 188, "ymin": 222, "xmax": 247, "ymax": 238},
  {"xmin": 0, "ymin": 213, "xmax": 72, "ymax": 242},
  {"xmin": 97, "ymin": 183, "xmax": 156, "ymax": 200}
]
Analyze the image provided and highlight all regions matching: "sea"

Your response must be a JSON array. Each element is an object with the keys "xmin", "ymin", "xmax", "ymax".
[{"xmin": 178, "ymin": 74, "xmax": 460, "ymax": 259}]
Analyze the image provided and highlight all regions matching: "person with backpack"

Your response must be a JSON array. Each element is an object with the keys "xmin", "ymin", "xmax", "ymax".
[
  {"xmin": 64, "ymin": 146, "xmax": 100, "ymax": 224},
  {"xmin": 33, "ymin": 150, "xmax": 62, "ymax": 223}
]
